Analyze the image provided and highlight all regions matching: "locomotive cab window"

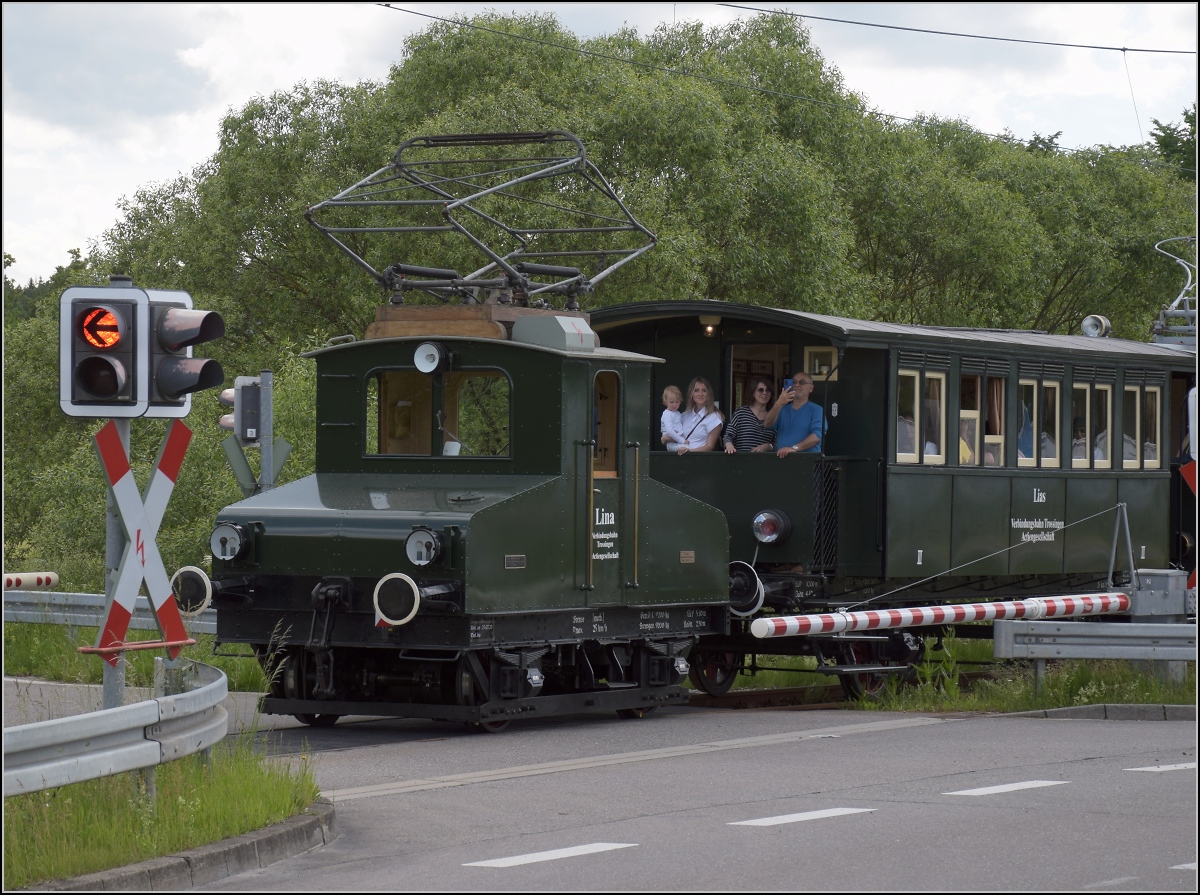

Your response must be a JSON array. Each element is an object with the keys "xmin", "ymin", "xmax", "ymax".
[{"xmin": 366, "ymin": 369, "xmax": 511, "ymax": 458}]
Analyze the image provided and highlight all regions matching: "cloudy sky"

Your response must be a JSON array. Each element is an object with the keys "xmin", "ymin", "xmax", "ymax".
[{"xmin": 3, "ymin": 2, "xmax": 1196, "ymax": 285}]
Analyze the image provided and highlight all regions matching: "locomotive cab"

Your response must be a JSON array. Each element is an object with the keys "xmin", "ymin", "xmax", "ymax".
[{"xmin": 206, "ymin": 304, "xmax": 729, "ymax": 728}]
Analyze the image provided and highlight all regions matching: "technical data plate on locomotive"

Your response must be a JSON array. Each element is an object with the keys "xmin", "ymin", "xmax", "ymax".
[{"xmin": 465, "ymin": 605, "xmax": 725, "ymax": 645}]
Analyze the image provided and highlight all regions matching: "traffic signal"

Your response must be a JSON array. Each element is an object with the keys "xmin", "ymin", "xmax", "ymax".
[
  {"xmin": 218, "ymin": 376, "xmax": 262, "ymax": 447},
  {"xmin": 59, "ymin": 280, "xmax": 148, "ymax": 418},
  {"xmin": 144, "ymin": 291, "xmax": 226, "ymax": 419}
]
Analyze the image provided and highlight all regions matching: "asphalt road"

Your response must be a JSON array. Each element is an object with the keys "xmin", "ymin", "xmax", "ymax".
[
  {"xmin": 211, "ymin": 704, "xmax": 1194, "ymax": 891},
  {"xmin": 5, "ymin": 681, "xmax": 1195, "ymax": 891}
]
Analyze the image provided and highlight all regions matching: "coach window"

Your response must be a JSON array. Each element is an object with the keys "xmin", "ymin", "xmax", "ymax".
[
  {"xmin": 922, "ymin": 373, "xmax": 946, "ymax": 464},
  {"xmin": 1143, "ymin": 386, "xmax": 1162, "ymax": 468},
  {"xmin": 1071, "ymin": 385, "xmax": 1091, "ymax": 468},
  {"xmin": 1017, "ymin": 380, "xmax": 1061, "ymax": 468},
  {"xmin": 983, "ymin": 375, "xmax": 1005, "ymax": 466},
  {"xmin": 1123, "ymin": 386, "xmax": 1141, "ymax": 468},
  {"xmin": 1018, "ymin": 381, "xmax": 1037, "ymax": 468},
  {"xmin": 896, "ymin": 370, "xmax": 919, "ymax": 463},
  {"xmin": 1040, "ymin": 382, "xmax": 1060, "ymax": 468},
  {"xmin": 1092, "ymin": 384, "xmax": 1112, "ymax": 469},
  {"xmin": 959, "ymin": 375, "xmax": 980, "ymax": 466}
]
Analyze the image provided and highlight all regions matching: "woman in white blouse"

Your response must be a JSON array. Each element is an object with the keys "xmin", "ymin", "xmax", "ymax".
[{"xmin": 666, "ymin": 377, "xmax": 724, "ymax": 454}]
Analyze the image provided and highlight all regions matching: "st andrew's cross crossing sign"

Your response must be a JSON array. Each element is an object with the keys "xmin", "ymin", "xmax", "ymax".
[{"xmin": 93, "ymin": 419, "xmax": 191, "ymax": 664}]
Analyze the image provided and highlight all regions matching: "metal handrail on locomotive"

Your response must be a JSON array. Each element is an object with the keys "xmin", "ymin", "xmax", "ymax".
[{"xmin": 175, "ymin": 132, "xmax": 1196, "ymax": 726}]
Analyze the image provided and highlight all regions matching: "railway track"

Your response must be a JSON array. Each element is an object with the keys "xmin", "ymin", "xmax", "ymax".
[{"xmin": 688, "ymin": 668, "xmax": 996, "ymax": 710}]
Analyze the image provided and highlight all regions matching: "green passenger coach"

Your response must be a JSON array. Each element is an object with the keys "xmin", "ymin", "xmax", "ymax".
[{"xmin": 591, "ymin": 300, "xmax": 1195, "ymax": 696}]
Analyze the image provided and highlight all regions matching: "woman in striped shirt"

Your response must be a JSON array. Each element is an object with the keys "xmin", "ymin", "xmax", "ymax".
[{"xmin": 723, "ymin": 376, "xmax": 776, "ymax": 453}]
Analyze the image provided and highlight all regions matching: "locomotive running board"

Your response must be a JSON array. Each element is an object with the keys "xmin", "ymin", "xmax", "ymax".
[{"xmin": 261, "ymin": 685, "xmax": 689, "ymax": 724}]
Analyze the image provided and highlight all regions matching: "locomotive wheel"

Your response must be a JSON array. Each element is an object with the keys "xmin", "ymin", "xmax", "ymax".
[
  {"xmin": 836, "ymin": 638, "xmax": 916, "ymax": 701},
  {"xmin": 447, "ymin": 653, "xmax": 511, "ymax": 733},
  {"xmin": 616, "ymin": 706, "xmax": 657, "ymax": 720},
  {"xmin": 282, "ymin": 651, "xmax": 342, "ymax": 728},
  {"xmin": 688, "ymin": 650, "xmax": 743, "ymax": 696}
]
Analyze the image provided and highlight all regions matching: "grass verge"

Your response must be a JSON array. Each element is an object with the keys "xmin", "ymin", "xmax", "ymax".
[
  {"xmin": 3, "ymin": 621, "xmax": 266, "ymax": 691},
  {"xmin": 3, "ymin": 727, "xmax": 319, "ymax": 890},
  {"xmin": 4, "ymin": 623, "xmax": 315, "ymax": 890}
]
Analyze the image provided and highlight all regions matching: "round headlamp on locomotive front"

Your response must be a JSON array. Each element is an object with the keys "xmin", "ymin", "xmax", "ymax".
[
  {"xmin": 211, "ymin": 522, "xmax": 251, "ymax": 561},
  {"xmin": 405, "ymin": 528, "xmax": 445, "ymax": 567},
  {"xmin": 752, "ymin": 510, "xmax": 792, "ymax": 545}
]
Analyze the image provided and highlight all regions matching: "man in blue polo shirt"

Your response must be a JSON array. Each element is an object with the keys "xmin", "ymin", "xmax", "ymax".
[{"xmin": 765, "ymin": 372, "xmax": 826, "ymax": 457}]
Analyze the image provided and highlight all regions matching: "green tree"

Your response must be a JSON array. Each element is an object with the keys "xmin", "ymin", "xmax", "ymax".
[
  {"xmin": 5, "ymin": 11, "xmax": 1194, "ymax": 589},
  {"xmin": 1149, "ymin": 103, "xmax": 1197, "ymax": 181}
]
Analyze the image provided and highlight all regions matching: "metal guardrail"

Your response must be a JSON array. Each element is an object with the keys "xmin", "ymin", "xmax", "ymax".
[
  {"xmin": 3, "ymin": 660, "xmax": 228, "ymax": 797},
  {"xmin": 993, "ymin": 620, "xmax": 1197, "ymax": 661},
  {"xmin": 4, "ymin": 590, "xmax": 216, "ymax": 635}
]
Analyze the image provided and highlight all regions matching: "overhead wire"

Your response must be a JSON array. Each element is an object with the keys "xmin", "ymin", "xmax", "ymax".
[
  {"xmin": 719, "ymin": 4, "xmax": 1197, "ymax": 55},
  {"xmin": 379, "ymin": 3, "xmax": 1192, "ymax": 173}
]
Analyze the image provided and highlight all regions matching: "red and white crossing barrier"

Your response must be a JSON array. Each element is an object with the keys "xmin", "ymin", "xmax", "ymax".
[
  {"xmin": 4, "ymin": 572, "xmax": 59, "ymax": 590},
  {"xmin": 92, "ymin": 420, "xmax": 192, "ymax": 665},
  {"xmin": 749, "ymin": 593, "xmax": 1131, "ymax": 639}
]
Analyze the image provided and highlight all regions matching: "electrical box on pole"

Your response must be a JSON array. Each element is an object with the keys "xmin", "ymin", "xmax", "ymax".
[{"xmin": 218, "ymin": 376, "xmax": 262, "ymax": 447}]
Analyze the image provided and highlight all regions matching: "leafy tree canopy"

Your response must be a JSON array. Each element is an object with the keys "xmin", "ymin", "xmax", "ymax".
[{"xmin": 4, "ymin": 12, "xmax": 1195, "ymax": 589}]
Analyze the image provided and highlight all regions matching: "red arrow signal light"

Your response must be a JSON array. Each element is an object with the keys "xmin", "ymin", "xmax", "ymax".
[{"xmin": 79, "ymin": 305, "xmax": 125, "ymax": 350}]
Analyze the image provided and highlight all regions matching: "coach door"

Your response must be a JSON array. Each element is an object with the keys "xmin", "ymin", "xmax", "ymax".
[{"xmin": 586, "ymin": 370, "xmax": 626, "ymax": 606}]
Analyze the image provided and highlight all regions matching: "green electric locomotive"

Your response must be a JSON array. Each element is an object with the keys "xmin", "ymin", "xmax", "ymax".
[{"xmin": 203, "ymin": 304, "xmax": 728, "ymax": 728}]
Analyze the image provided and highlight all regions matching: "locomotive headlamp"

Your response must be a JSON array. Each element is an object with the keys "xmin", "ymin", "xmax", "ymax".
[
  {"xmin": 405, "ymin": 528, "xmax": 445, "ymax": 567},
  {"xmin": 373, "ymin": 572, "xmax": 421, "ymax": 626},
  {"xmin": 414, "ymin": 341, "xmax": 449, "ymax": 374},
  {"xmin": 171, "ymin": 566, "xmax": 213, "ymax": 616},
  {"xmin": 752, "ymin": 510, "xmax": 792, "ymax": 545},
  {"xmin": 210, "ymin": 522, "xmax": 250, "ymax": 561}
]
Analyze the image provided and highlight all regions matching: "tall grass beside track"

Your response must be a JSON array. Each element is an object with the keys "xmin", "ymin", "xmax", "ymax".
[{"xmin": 722, "ymin": 634, "xmax": 1196, "ymax": 712}]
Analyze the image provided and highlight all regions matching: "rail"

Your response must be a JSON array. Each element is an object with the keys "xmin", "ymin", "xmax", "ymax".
[{"xmin": 3, "ymin": 660, "xmax": 228, "ymax": 797}]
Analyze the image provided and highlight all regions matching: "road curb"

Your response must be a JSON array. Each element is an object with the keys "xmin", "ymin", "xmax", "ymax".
[
  {"xmin": 1004, "ymin": 703, "xmax": 1196, "ymax": 721},
  {"xmin": 30, "ymin": 798, "xmax": 336, "ymax": 891}
]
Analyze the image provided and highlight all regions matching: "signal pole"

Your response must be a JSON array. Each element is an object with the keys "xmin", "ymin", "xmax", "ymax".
[{"xmin": 102, "ymin": 419, "xmax": 129, "ymax": 710}]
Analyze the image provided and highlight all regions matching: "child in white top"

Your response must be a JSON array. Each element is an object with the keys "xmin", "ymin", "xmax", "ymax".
[{"xmin": 661, "ymin": 385, "xmax": 687, "ymax": 452}]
